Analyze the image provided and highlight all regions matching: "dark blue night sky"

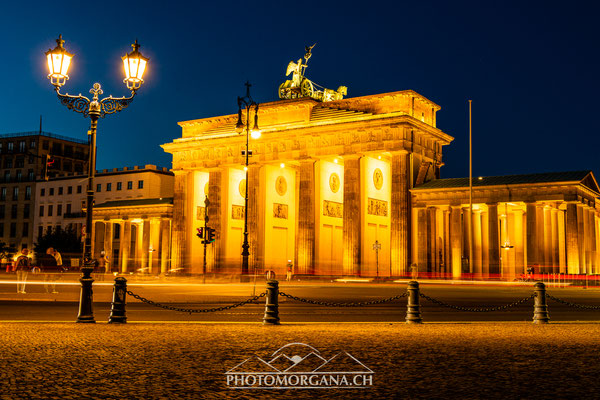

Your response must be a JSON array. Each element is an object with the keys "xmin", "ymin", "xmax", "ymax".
[{"xmin": 1, "ymin": 1, "xmax": 598, "ymax": 179}]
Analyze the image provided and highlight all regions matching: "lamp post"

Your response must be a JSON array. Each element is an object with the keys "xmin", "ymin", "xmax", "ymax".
[
  {"xmin": 235, "ymin": 82, "xmax": 261, "ymax": 277},
  {"xmin": 44, "ymin": 35, "xmax": 148, "ymax": 323}
]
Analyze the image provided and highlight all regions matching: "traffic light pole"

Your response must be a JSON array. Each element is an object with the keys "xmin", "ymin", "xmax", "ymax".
[{"xmin": 203, "ymin": 196, "xmax": 209, "ymax": 284}]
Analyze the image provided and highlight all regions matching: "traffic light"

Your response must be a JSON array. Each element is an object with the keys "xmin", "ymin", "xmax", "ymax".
[
  {"xmin": 42, "ymin": 154, "xmax": 54, "ymax": 181},
  {"xmin": 196, "ymin": 227, "xmax": 204, "ymax": 240},
  {"xmin": 206, "ymin": 227, "xmax": 216, "ymax": 243}
]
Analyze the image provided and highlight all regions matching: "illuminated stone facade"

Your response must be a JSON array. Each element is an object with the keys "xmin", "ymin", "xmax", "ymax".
[
  {"xmin": 411, "ymin": 172, "xmax": 600, "ymax": 278},
  {"xmin": 162, "ymin": 91, "xmax": 450, "ymax": 277}
]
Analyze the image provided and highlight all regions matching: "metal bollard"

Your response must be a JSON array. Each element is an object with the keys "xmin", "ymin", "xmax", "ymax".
[
  {"xmin": 533, "ymin": 282, "xmax": 550, "ymax": 324},
  {"xmin": 406, "ymin": 280, "xmax": 422, "ymax": 324},
  {"xmin": 263, "ymin": 279, "xmax": 280, "ymax": 325},
  {"xmin": 108, "ymin": 277, "xmax": 128, "ymax": 324}
]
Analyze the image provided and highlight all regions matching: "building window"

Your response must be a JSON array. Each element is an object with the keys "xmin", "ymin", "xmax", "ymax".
[
  {"xmin": 22, "ymin": 223, "xmax": 28, "ymax": 237},
  {"xmin": 96, "ymin": 184, "xmax": 101, "ymax": 192},
  {"xmin": 77, "ymin": 185, "xmax": 82, "ymax": 194},
  {"xmin": 127, "ymin": 181, "xmax": 133, "ymax": 190},
  {"xmin": 1, "ymin": 188, "xmax": 6, "ymax": 201},
  {"xmin": 49, "ymin": 188, "xmax": 54, "ymax": 196},
  {"xmin": 68, "ymin": 186, "xmax": 72, "ymax": 194},
  {"xmin": 57, "ymin": 204, "xmax": 62, "ymax": 216},
  {"xmin": 4, "ymin": 171, "xmax": 10, "ymax": 182},
  {"xmin": 66, "ymin": 203, "xmax": 71, "ymax": 214},
  {"xmin": 138, "ymin": 180, "xmax": 144, "ymax": 189},
  {"xmin": 28, "ymin": 170, "xmax": 34, "ymax": 181},
  {"xmin": 0, "ymin": 205, "xmax": 4, "ymax": 217},
  {"xmin": 28, "ymin": 155, "xmax": 34, "ymax": 164},
  {"xmin": 39, "ymin": 205, "xmax": 44, "ymax": 217},
  {"xmin": 19, "ymin": 141, "xmax": 25, "ymax": 153},
  {"xmin": 48, "ymin": 205, "xmax": 53, "ymax": 217},
  {"xmin": 16, "ymin": 157, "xmax": 24, "ymax": 168},
  {"xmin": 4, "ymin": 158, "xmax": 12, "ymax": 168},
  {"xmin": 0, "ymin": 223, "xmax": 4, "ymax": 237},
  {"xmin": 106, "ymin": 183, "xmax": 112, "ymax": 191},
  {"xmin": 42, "ymin": 140, "xmax": 49, "ymax": 150},
  {"xmin": 16, "ymin": 170, "xmax": 21, "ymax": 182},
  {"xmin": 12, "ymin": 187, "xmax": 18, "ymax": 201},
  {"xmin": 9, "ymin": 223, "xmax": 16, "ymax": 238},
  {"xmin": 25, "ymin": 186, "xmax": 31, "ymax": 200},
  {"xmin": 7, "ymin": 143, "xmax": 13, "ymax": 153},
  {"xmin": 40, "ymin": 188, "xmax": 45, "ymax": 196},
  {"xmin": 38, "ymin": 225, "xmax": 43, "ymax": 240},
  {"xmin": 29, "ymin": 140, "xmax": 36, "ymax": 149},
  {"xmin": 23, "ymin": 204, "xmax": 29, "ymax": 219},
  {"xmin": 58, "ymin": 187, "xmax": 63, "ymax": 195},
  {"xmin": 11, "ymin": 204, "xmax": 17, "ymax": 219},
  {"xmin": 117, "ymin": 182, "xmax": 122, "ymax": 191}
]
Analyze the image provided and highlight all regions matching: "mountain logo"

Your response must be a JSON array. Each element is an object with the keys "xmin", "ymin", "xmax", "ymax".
[{"xmin": 225, "ymin": 342, "xmax": 374, "ymax": 389}]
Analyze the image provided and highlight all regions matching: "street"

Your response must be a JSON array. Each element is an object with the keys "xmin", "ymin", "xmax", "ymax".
[{"xmin": 1, "ymin": 274, "xmax": 600, "ymax": 323}]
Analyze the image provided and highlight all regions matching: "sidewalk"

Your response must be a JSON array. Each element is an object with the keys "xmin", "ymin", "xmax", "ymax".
[{"xmin": 0, "ymin": 322, "xmax": 599, "ymax": 399}]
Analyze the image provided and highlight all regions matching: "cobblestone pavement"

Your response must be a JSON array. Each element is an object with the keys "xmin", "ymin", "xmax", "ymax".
[{"xmin": 0, "ymin": 322, "xmax": 599, "ymax": 399}]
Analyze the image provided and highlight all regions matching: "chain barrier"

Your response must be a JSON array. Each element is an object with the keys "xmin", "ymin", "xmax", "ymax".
[
  {"xmin": 278, "ymin": 291, "xmax": 408, "ymax": 307},
  {"xmin": 545, "ymin": 293, "xmax": 600, "ymax": 310},
  {"xmin": 419, "ymin": 292, "xmax": 535, "ymax": 312},
  {"xmin": 126, "ymin": 290, "xmax": 267, "ymax": 314}
]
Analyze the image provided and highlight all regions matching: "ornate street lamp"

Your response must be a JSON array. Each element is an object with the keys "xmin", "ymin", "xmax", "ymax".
[
  {"xmin": 44, "ymin": 35, "xmax": 148, "ymax": 323},
  {"xmin": 235, "ymin": 82, "xmax": 260, "ymax": 277}
]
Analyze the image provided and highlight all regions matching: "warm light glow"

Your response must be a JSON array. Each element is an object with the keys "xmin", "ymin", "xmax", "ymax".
[
  {"xmin": 45, "ymin": 35, "xmax": 73, "ymax": 87},
  {"xmin": 280, "ymin": 163, "xmax": 285, "ymax": 168},
  {"xmin": 378, "ymin": 155, "xmax": 381, "ymax": 160},
  {"xmin": 250, "ymin": 129, "xmax": 261, "ymax": 139},
  {"xmin": 122, "ymin": 39, "xmax": 149, "ymax": 90},
  {"xmin": 478, "ymin": 176, "xmax": 483, "ymax": 180},
  {"xmin": 243, "ymin": 166, "xmax": 248, "ymax": 171},
  {"xmin": 333, "ymin": 158, "xmax": 338, "ymax": 164}
]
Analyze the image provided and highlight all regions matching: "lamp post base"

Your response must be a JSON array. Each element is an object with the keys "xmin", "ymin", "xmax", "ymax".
[{"xmin": 76, "ymin": 264, "xmax": 95, "ymax": 323}]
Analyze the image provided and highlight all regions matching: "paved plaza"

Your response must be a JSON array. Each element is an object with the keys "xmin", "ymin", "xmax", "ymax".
[{"xmin": 1, "ymin": 322, "xmax": 599, "ymax": 399}]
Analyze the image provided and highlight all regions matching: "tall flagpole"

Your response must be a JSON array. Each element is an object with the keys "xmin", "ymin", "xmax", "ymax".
[{"xmin": 469, "ymin": 100, "xmax": 473, "ymax": 279}]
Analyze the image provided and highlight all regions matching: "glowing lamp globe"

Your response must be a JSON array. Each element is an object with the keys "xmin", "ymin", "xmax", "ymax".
[
  {"xmin": 250, "ymin": 113, "xmax": 261, "ymax": 139},
  {"xmin": 122, "ymin": 39, "xmax": 149, "ymax": 91},
  {"xmin": 45, "ymin": 35, "xmax": 73, "ymax": 87}
]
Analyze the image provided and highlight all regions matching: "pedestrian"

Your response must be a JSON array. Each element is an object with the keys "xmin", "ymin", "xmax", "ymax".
[
  {"xmin": 42, "ymin": 248, "xmax": 59, "ymax": 293},
  {"xmin": 14, "ymin": 248, "xmax": 30, "ymax": 294},
  {"xmin": 286, "ymin": 260, "xmax": 293, "ymax": 281},
  {"xmin": 50, "ymin": 247, "xmax": 63, "ymax": 270},
  {"xmin": 411, "ymin": 263, "xmax": 419, "ymax": 281},
  {"xmin": 99, "ymin": 251, "xmax": 110, "ymax": 275}
]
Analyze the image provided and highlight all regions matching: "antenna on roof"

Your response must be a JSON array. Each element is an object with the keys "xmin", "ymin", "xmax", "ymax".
[{"xmin": 39, "ymin": 115, "xmax": 42, "ymax": 134}]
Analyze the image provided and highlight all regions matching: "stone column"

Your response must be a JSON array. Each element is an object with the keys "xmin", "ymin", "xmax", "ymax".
[
  {"xmin": 121, "ymin": 221, "xmax": 131, "ymax": 273},
  {"xmin": 141, "ymin": 220, "xmax": 150, "ymax": 273},
  {"xmin": 149, "ymin": 219, "xmax": 160, "ymax": 274},
  {"xmin": 551, "ymin": 208, "xmax": 559, "ymax": 272},
  {"xmin": 473, "ymin": 210, "xmax": 482, "ymax": 277},
  {"xmin": 390, "ymin": 151, "xmax": 410, "ymax": 277},
  {"xmin": 536, "ymin": 206, "xmax": 546, "ymax": 272},
  {"xmin": 487, "ymin": 203, "xmax": 500, "ymax": 277},
  {"xmin": 342, "ymin": 155, "xmax": 361, "ymax": 276},
  {"xmin": 566, "ymin": 202, "xmax": 580, "ymax": 273},
  {"xmin": 558, "ymin": 209, "xmax": 566, "ymax": 273},
  {"xmin": 208, "ymin": 170, "xmax": 222, "ymax": 273},
  {"xmin": 160, "ymin": 219, "xmax": 171, "ymax": 274},
  {"xmin": 416, "ymin": 208, "xmax": 428, "ymax": 272},
  {"xmin": 443, "ymin": 209, "xmax": 451, "ymax": 277},
  {"xmin": 247, "ymin": 165, "xmax": 262, "ymax": 274},
  {"xmin": 577, "ymin": 204, "xmax": 585, "ymax": 273},
  {"xmin": 171, "ymin": 171, "xmax": 188, "ymax": 272},
  {"xmin": 296, "ymin": 159, "xmax": 316, "ymax": 275},
  {"xmin": 526, "ymin": 203, "xmax": 537, "ymax": 269},
  {"xmin": 514, "ymin": 208, "xmax": 525, "ymax": 275},
  {"xmin": 104, "ymin": 221, "xmax": 113, "ymax": 270},
  {"xmin": 450, "ymin": 206, "xmax": 462, "ymax": 278}
]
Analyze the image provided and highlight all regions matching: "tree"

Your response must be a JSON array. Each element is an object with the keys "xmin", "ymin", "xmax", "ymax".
[
  {"xmin": 0, "ymin": 242, "xmax": 16, "ymax": 260},
  {"xmin": 34, "ymin": 226, "xmax": 82, "ymax": 255}
]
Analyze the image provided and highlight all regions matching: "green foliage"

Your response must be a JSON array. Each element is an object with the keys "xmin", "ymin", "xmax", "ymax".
[
  {"xmin": 34, "ymin": 226, "xmax": 82, "ymax": 255},
  {"xmin": 0, "ymin": 242, "xmax": 16, "ymax": 260}
]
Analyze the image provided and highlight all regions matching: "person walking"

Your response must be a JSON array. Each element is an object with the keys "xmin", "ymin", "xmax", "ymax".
[
  {"xmin": 42, "ymin": 248, "xmax": 59, "ymax": 293},
  {"xmin": 14, "ymin": 248, "xmax": 30, "ymax": 294},
  {"xmin": 286, "ymin": 260, "xmax": 293, "ymax": 281}
]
